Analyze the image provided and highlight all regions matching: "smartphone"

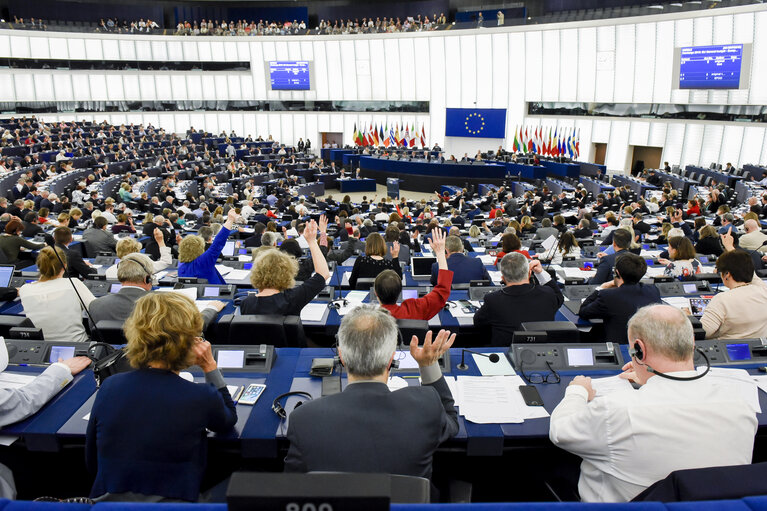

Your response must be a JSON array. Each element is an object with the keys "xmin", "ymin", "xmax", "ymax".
[
  {"xmin": 459, "ymin": 299, "xmax": 478, "ymax": 314},
  {"xmin": 519, "ymin": 385, "xmax": 544, "ymax": 407},
  {"xmin": 238, "ymin": 383, "xmax": 266, "ymax": 405}
]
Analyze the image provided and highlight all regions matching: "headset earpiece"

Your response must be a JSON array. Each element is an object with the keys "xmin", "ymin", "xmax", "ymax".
[{"xmin": 633, "ymin": 341, "xmax": 644, "ymax": 361}]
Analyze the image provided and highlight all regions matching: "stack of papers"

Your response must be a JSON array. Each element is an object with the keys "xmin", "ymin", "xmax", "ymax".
[
  {"xmin": 590, "ymin": 375, "xmax": 634, "ymax": 397},
  {"xmin": 215, "ymin": 264, "xmax": 233, "ymax": 275},
  {"xmin": 300, "ymin": 303, "xmax": 328, "ymax": 323},
  {"xmin": 487, "ymin": 271, "xmax": 503, "ymax": 285},
  {"xmin": 335, "ymin": 290, "xmax": 368, "ymax": 316},
  {"xmin": 478, "ymin": 255, "xmax": 496, "ymax": 265},
  {"xmin": 225, "ymin": 269, "xmax": 251, "ymax": 281},
  {"xmin": 455, "ymin": 375, "xmax": 549, "ymax": 423},
  {"xmin": 157, "ymin": 286, "xmax": 198, "ymax": 301}
]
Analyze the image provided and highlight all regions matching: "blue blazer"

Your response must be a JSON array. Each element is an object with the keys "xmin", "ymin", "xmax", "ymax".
[
  {"xmin": 589, "ymin": 249, "xmax": 627, "ymax": 285},
  {"xmin": 86, "ymin": 369, "xmax": 237, "ymax": 501},
  {"xmin": 579, "ymin": 282, "xmax": 662, "ymax": 342},
  {"xmin": 430, "ymin": 253, "xmax": 489, "ymax": 285},
  {"xmin": 178, "ymin": 226, "xmax": 231, "ymax": 285}
]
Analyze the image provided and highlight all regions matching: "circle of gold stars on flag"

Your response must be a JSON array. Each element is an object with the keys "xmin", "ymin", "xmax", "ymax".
[{"xmin": 464, "ymin": 112, "xmax": 486, "ymax": 135}]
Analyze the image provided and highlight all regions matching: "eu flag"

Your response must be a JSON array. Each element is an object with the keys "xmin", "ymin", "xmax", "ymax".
[{"xmin": 445, "ymin": 108, "xmax": 507, "ymax": 139}]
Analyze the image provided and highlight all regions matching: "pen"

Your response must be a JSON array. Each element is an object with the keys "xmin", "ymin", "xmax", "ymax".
[{"xmin": 402, "ymin": 376, "xmax": 420, "ymax": 379}]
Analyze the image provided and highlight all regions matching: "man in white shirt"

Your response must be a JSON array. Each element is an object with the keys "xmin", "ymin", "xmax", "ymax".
[
  {"xmin": 738, "ymin": 219, "xmax": 767, "ymax": 253},
  {"xmin": 240, "ymin": 200, "xmax": 256, "ymax": 221},
  {"xmin": 549, "ymin": 304, "xmax": 758, "ymax": 502}
]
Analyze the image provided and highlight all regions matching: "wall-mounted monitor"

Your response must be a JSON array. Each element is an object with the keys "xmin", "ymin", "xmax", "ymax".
[
  {"xmin": 673, "ymin": 44, "xmax": 751, "ymax": 90},
  {"xmin": 267, "ymin": 60, "xmax": 312, "ymax": 91}
]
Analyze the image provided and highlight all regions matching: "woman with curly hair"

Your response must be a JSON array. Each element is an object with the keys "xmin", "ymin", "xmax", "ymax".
[
  {"xmin": 240, "ymin": 219, "xmax": 329, "ymax": 316},
  {"xmin": 86, "ymin": 291, "xmax": 236, "ymax": 501}
]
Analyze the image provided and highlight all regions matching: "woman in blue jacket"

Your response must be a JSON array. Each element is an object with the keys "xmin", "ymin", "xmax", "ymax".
[
  {"xmin": 177, "ymin": 208, "xmax": 238, "ymax": 284},
  {"xmin": 86, "ymin": 292, "xmax": 237, "ymax": 502}
]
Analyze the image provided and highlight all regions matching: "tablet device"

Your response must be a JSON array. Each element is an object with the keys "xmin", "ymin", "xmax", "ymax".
[{"xmin": 239, "ymin": 383, "xmax": 266, "ymax": 405}]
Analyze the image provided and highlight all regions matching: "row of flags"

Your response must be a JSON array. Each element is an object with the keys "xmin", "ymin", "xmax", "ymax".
[
  {"xmin": 512, "ymin": 125, "xmax": 580, "ymax": 159},
  {"xmin": 353, "ymin": 122, "xmax": 426, "ymax": 148}
]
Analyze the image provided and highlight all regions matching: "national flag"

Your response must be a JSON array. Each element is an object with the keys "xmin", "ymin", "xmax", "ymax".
[
  {"xmin": 353, "ymin": 123, "xmax": 359, "ymax": 146},
  {"xmin": 372, "ymin": 123, "xmax": 379, "ymax": 146},
  {"xmin": 395, "ymin": 123, "xmax": 401, "ymax": 146},
  {"xmin": 519, "ymin": 127, "xmax": 526, "ymax": 154},
  {"xmin": 379, "ymin": 124, "xmax": 384, "ymax": 147},
  {"xmin": 546, "ymin": 127, "xmax": 552, "ymax": 156},
  {"xmin": 388, "ymin": 124, "xmax": 394, "ymax": 147},
  {"xmin": 420, "ymin": 124, "xmax": 426, "ymax": 147},
  {"xmin": 369, "ymin": 123, "xmax": 374, "ymax": 146},
  {"xmin": 575, "ymin": 128, "xmax": 580, "ymax": 158},
  {"xmin": 404, "ymin": 124, "xmax": 410, "ymax": 147},
  {"xmin": 526, "ymin": 127, "xmax": 533, "ymax": 153}
]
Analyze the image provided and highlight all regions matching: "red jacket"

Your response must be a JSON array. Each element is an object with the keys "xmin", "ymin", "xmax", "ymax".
[{"xmin": 381, "ymin": 269, "xmax": 453, "ymax": 320}]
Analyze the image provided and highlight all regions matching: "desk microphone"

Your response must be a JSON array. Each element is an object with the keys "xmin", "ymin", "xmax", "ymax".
[{"xmin": 457, "ymin": 349, "xmax": 500, "ymax": 371}]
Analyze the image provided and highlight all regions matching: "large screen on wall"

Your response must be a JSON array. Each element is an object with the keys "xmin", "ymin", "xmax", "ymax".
[
  {"xmin": 678, "ymin": 44, "xmax": 745, "ymax": 89},
  {"xmin": 269, "ymin": 61, "xmax": 311, "ymax": 91}
]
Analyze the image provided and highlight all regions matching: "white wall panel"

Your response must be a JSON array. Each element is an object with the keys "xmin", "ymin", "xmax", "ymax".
[
  {"xmin": 559, "ymin": 29, "xmax": 578, "ymax": 102},
  {"xmin": 648, "ymin": 123, "xmax": 667, "ymax": 148},
  {"xmin": 209, "ymin": 41, "xmax": 225, "ymax": 61},
  {"xmin": 699, "ymin": 124, "xmax": 724, "ymax": 167},
  {"xmin": 750, "ymin": 11, "xmax": 767, "ymax": 104},
  {"xmin": 170, "ymin": 75, "xmax": 188, "ymax": 100},
  {"xmin": 217, "ymin": 113, "xmax": 231, "ymax": 134},
  {"xmin": 429, "ymin": 37, "xmax": 446, "ymax": 144},
  {"xmin": 30, "ymin": 37, "xmax": 50, "ymax": 59},
  {"xmin": 339, "ymin": 40, "xmax": 358, "ymax": 101},
  {"xmin": 733, "ymin": 12, "xmax": 754, "ymax": 44},
  {"xmin": 197, "ymin": 41, "xmax": 212, "ymax": 61},
  {"xmin": 576, "ymin": 27, "xmax": 597, "ymax": 102},
  {"xmin": 88, "ymin": 74, "xmax": 108, "ymax": 101},
  {"xmin": 118, "ymin": 39, "xmax": 136, "ymax": 60},
  {"xmin": 325, "ymin": 40, "xmax": 344, "ymax": 100},
  {"xmin": 249, "ymin": 42, "xmax": 266, "ymax": 99},
  {"xmin": 474, "ymin": 34, "xmax": 492, "ymax": 108},
  {"xmin": 84, "ymin": 39, "xmax": 103, "ymax": 60},
  {"xmin": 712, "ymin": 14, "xmax": 733, "ymax": 44},
  {"xmin": 414, "ymin": 38, "xmax": 431, "ymax": 102},
  {"xmin": 595, "ymin": 25, "xmax": 615, "ymax": 101},
  {"xmin": 693, "ymin": 16, "xmax": 714, "ymax": 46},
  {"xmin": 0, "ymin": 35, "xmax": 10, "ymax": 58},
  {"xmin": 719, "ymin": 125, "xmax": 743, "ymax": 167},
  {"xmin": 155, "ymin": 74, "xmax": 172, "ymax": 100},
  {"xmin": 67, "ymin": 38, "xmax": 86, "ymax": 59},
  {"xmin": 399, "ymin": 38, "xmax": 416, "ymax": 100},
  {"xmin": 9, "ymin": 36, "xmax": 30, "ymax": 59},
  {"xmin": 34, "ymin": 73, "xmax": 54, "ymax": 101},
  {"xmin": 628, "ymin": 121, "xmax": 649, "ymax": 147},
  {"xmin": 444, "ymin": 37, "xmax": 461, "ymax": 106},
  {"xmin": 681, "ymin": 124, "xmax": 704, "ymax": 168},
  {"xmin": 223, "ymin": 42, "xmax": 239, "ymax": 61},
  {"xmin": 312, "ymin": 40, "xmax": 329, "ymax": 100},
  {"xmin": 122, "ymin": 74, "xmax": 140, "ymax": 100},
  {"xmin": 227, "ymin": 75, "xmax": 242, "ymax": 100},
  {"xmin": 186, "ymin": 75, "xmax": 202, "ymax": 100},
  {"xmin": 592, "ymin": 120, "xmax": 611, "ymax": 143},
  {"xmin": 53, "ymin": 74, "xmax": 73, "ymax": 101},
  {"xmin": 490, "ymin": 34, "xmax": 508, "ymax": 108},
  {"xmin": 181, "ymin": 41, "xmax": 198, "ymax": 60},
  {"xmin": 214, "ymin": 75, "xmax": 228, "ymax": 100},
  {"xmin": 740, "ymin": 126, "xmax": 765, "ymax": 166},
  {"xmin": 167, "ymin": 41, "xmax": 183, "ymax": 61},
  {"xmin": 605, "ymin": 121, "xmax": 630, "ymax": 171},
  {"xmin": 524, "ymin": 31, "xmax": 542, "ymax": 102},
  {"xmin": 106, "ymin": 75, "xmax": 125, "ymax": 101},
  {"xmin": 240, "ymin": 74, "xmax": 253, "ymax": 99},
  {"xmin": 71, "ymin": 74, "xmax": 90, "ymax": 101},
  {"xmin": 13, "ymin": 74, "xmax": 34, "ymax": 102},
  {"xmin": 138, "ymin": 75, "xmax": 156, "ymax": 100},
  {"xmin": 633, "ymin": 23, "xmax": 655, "ymax": 103},
  {"xmin": 541, "ymin": 30, "xmax": 560, "ymax": 101},
  {"xmin": 134, "ymin": 40, "xmax": 151, "ymax": 60},
  {"xmin": 102, "ymin": 39, "xmax": 119, "ymax": 60},
  {"xmin": 614, "ymin": 24, "xmax": 635, "ymax": 103}
]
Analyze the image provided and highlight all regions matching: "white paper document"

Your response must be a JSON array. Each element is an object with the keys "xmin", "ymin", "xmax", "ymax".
[
  {"xmin": 456, "ymin": 375, "xmax": 549, "ymax": 423},
  {"xmin": 472, "ymin": 247, "xmax": 486, "ymax": 254},
  {"xmin": 753, "ymin": 375, "xmax": 767, "ymax": 396},
  {"xmin": 487, "ymin": 271, "xmax": 503, "ymax": 285},
  {"xmin": 225, "ymin": 269, "xmax": 251, "ymax": 281},
  {"xmin": 156, "ymin": 286, "xmax": 198, "ymax": 302},
  {"xmin": 194, "ymin": 300, "xmax": 217, "ymax": 312},
  {"xmin": 215, "ymin": 264, "xmax": 233, "ymax": 275},
  {"xmin": 662, "ymin": 297, "xmax": 692, "ymax": 314},
  {"xmin": 449, "ymin": 300, "xmax": 481, "ymax": 319},
  {"xmin": 590, "ymin": 375, "xmax": 634, "ymax": 398},
  {"xmin": 300, "ymin": 303, "xmax": 327, "ymax": 322},
  {"xmin": 0, "ymin": 372, "xmax": 36, "ymax": 390},
  {"xmin": 387, "ymin": 376, "xmax": 409, "ymax": 391},
  {"xmin": 472, "ymin": 353, "xmax": 515, "ymax": 376},
  {"xmin": 478, "ymin": 255, "xmax": 496, "ymax": 265}
]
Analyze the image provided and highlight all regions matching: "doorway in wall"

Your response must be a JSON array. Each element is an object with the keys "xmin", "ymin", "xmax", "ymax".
[
  {"xmin": 321, "ymin": 132, "xmax": 343, "ymax": 148},
  {"xmin": 593, "ymin": 143, "xmax": 606, "ymax": 165},
  {"xmin": 630, "ymin": 146, "xmax": 662, "ymax": 176}
]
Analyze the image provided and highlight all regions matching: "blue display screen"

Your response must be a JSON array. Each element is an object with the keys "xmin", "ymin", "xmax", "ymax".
[
  {"xmin": 269, "ymin": 61, "xmax": 310, "ymax": 90},
  {"xmin": 726, "ymin": 343, "xmax": 751, "ymax": 361},
  {"xmin": 679, "ymin": 45, "xmax": 743, "ymax": 89}
]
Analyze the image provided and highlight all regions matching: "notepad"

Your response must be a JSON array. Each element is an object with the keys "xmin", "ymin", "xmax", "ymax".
[
  {"xmin": 472, "ymin": 353, "xmax": 515, "ymax": 376},
  {"xmin": 300, "ymin": 303, "xmax": 327, "ymax": 322}
]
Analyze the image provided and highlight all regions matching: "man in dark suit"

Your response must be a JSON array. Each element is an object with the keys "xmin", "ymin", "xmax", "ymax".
[
  {"xmin": 589, "ymin": 229, "xmax": 632, "ymax": 285},
  {"xmin": 579, "ymin": 253, "xmax": 662, "ymax": 342},
  {"xmin": 473, "ymin": 254, "xmax": 564, "ymax": 346},
  {"xmin": 430, "ymin": 235, "xmax": 489, "ymax": 285},
  {"xmin": 21, "ymin": 212, "xmax": 44, "ymax": 238},
  {"xmin": 89, "ymin": 253, "xmax": 223, "ymax": 327},
  {"xmin": 284, "ymin": 305, "xmax": 458, "ymax": 478},
  {"xmin": 632, "ymin": 212, "xmax": 652, "ymax": 236},
  {"xmin": 53, "ymin": 226, "xmax": 97, "ymax": 280}
]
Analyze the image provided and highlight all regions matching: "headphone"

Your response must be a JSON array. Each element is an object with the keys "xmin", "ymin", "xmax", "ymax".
[
  {"xmin": 630, "ymin": 340, "xmax": 711, "ymax": 381},
  {"xmin": 272, "ymin": 391, "xmax": 313, "ymax": 420},
  {"xmin": 117, "ymin": 253, "xmax": 154, "ymax": 285}
]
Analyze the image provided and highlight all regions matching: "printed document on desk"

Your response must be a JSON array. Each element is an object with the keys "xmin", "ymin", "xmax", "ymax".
[
  {"xmin": 590, "ymin": 375, "xmax": 634, "ymax": 398},
  {"xmin": 473, "ymin": 353, "xmax": 515, "ymax": 376},
  {"xmin": 300, "ymin": 303, "xmax": 328, "ymax": 323},
  {"xmin": 456, "ymin": 376, "xmax": 549, "ymax": 423},
  {"xmin": 225, "ymin": 269, "xmax": 251, "ymax": 281},
  {"xmin": 156, "ymin": 286, "xmax": 198, "ymax": 302}
]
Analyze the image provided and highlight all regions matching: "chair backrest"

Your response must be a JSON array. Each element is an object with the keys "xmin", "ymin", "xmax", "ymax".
[
  {"xmin": 229, "ymin": 314, "xmax": 305, "ymax": 347},
  {"xmin": 354, "ymin": 277, "xmax": 376, "ymax": 291},
  {"xmin": 396, "ymin": 319, "xmax": 428, "ymax": 344},
  {"xmin": 94, "ymin": 320, "xmax": 128, "ymax": 344},
  {"xmin": 632, "ymin": 462, "xmax": 767, "ymax": 502}
]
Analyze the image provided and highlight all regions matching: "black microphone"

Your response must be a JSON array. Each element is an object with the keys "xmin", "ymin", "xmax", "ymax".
[{"xmin": 457, "ymin": 349, "xmax": 500, "ymax": 371}]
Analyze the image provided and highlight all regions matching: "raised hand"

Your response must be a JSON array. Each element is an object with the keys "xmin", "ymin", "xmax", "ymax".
[
  {"xmin": 430, "ymin": 228, "xmax": 446, "ymax": 255},
  {"xmin": 318, "ymin": 214, "xmax": 328, "ymax": 234},
  {"xmin": 410, "ymin": 329, "xmax": 456, "ymax": 368},
  {"xmin": 390, "ymin": 240, "xmax": 400, "ymax": 258},
  {"xmin": 303, "ymin": 219, "xmax": 318, "ymax": 244}
]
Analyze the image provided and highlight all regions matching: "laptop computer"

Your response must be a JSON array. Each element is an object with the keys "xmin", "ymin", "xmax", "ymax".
[
  {"xmin": 411, "ymin": 257, "xmax": 437, "ymax": 279},
  {"xmin": 0, "ymin": 265, "xmax": 14, "ymax": 289}
]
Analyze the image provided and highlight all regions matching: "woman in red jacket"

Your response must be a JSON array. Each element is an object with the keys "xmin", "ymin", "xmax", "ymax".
[{"xmin": 686, "ymin": 199, "xmax": 700, "ymax": 217}]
